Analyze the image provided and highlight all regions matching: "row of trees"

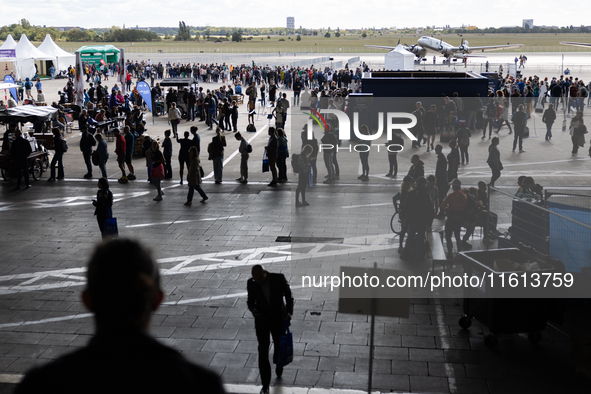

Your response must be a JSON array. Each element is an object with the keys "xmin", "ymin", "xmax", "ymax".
[
  {"xmin": 0, "ymin": 19, "xmax": 161, "ymax": 42},
  {"xmin": 445, "ymin": 25, "xmax": 590, "ymax": 34},
  {"xmin": 2, "ymin": 19, "xmax": 589, "ymax": 44}
]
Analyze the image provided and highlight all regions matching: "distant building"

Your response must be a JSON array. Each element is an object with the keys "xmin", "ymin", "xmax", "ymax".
[
  {"xmin": 55, "ymin": 26, "xmax": 82, "ymax": 32},
  {"xmin": 287, "ymin": 17, "xmax": 295, "ymax": 29},
  {"xmin": 523, "ymin": 19, "xmax": 534, "ymax": 29}
]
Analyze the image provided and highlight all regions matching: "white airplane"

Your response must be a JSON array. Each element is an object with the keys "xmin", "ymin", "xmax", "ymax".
[
  {"xmin": 367, "ymin": 36, "xmax": 523, "ymax": 59},
  {"xmin": 560, "ymin": 41, "xmax": 591, "ymax": 48}
]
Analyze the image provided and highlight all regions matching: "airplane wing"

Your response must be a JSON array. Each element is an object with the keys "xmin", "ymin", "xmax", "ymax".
[
  {"xmin": 364, "ymin": 45, "xmax": 400, "ymax": 51},
  {"xmin": 463, "ymin": 44, "xmax": 523, "ymax": 52},
  {"xmin": 560, "ymin": 41, "xmax": 591, "ymax": 48},
  {"xmin": 452, "ymin": 53, "xmax": 486, "ymax": 59}
]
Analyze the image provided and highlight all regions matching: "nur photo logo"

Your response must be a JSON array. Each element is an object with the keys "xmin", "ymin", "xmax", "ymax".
[{"xmin": 303, "ymin": 109, "xmax": 418, "ymax": 153}]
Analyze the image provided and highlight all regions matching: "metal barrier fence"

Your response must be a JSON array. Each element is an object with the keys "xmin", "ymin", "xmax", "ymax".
[
  {"xmin": 488, "ymin": 187, "xmax": 591, "ymax": 273},
  {"xmin": 361, "ymin": 61, "xmax": 591, "ymax": 77},
  {"xmin": 61, "ymin": 45, "xmax": 591, "ymax": 54},
  {"xmin": 69, "ymin": 53, "xmax": 361, "ymax": 70}
]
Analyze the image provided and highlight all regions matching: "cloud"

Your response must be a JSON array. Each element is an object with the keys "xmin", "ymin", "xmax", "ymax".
[{"xmin": 1, "ymin": 0, "xmax": 590, "ymax": 30}]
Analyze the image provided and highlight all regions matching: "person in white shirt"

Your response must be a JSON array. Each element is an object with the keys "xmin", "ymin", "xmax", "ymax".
[{"xmin": 36, "ymin": 89, "xmax": 46, "ymax": 105}]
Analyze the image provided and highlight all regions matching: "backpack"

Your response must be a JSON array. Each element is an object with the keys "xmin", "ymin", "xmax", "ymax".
[
  {"xmin": 486, "ymin": 102, "xmax": 496, "ymax": 117},
  {"xmin": 246, "ymin": 144, "xmax": 253, "ymax": 153},
  {"xmin": 458, "ymin": 129, "xmax": 470, "ymax": 147},
  {"xmin": 246, "ymin": 124, "xmax": 256, "ymax": 133},
  {"xmin": 91, "ymin": 150, "xmax": 99, "ymax": 166},
  {"xmin": 291, "ymin": 153, "xmax": 301, "ymax": 173},
  {"xmin": 580, "ymin": 87, "xmax": 588, "ymax": 98},
  {"xmin": 61, "ymin": 139, "xmax": 68, "ymax": 152}
]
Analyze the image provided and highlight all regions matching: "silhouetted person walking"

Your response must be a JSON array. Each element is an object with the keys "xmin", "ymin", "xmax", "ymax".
[{"xmin": 247, "ymin": 264, "xmax": 293, "ymax": 394}]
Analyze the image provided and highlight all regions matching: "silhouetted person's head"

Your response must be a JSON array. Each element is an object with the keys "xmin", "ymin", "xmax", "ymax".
[
  {"xmin": 83, "ymin": 239, "xmax": 163, "ymax": 332},
  {"xmin": 416, "ymin": 176, "xmax": 427, "ymax": 189},
  {"xmin": 251, "ymin": 264, "xmax": 268, "ymax": 284}
]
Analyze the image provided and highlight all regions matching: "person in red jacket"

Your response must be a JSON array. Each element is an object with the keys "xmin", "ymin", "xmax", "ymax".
[
  {"xmin": 440, "ymin": 178, "xmax": 467, "ymax": 259},
  {"xmin": 114, "ymin": 128, "xmax": 127, "ymax": 182}
]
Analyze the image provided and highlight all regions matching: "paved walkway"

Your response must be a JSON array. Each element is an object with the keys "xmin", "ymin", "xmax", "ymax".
[{"xmin": 0, "ymin": 75, "xmax": 590, "ymax": 393}]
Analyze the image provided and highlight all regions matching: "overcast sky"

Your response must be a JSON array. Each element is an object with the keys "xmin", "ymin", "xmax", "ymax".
[{"xmin": 1, "ymin": 0, "xmax": 590, "ymax": 30}]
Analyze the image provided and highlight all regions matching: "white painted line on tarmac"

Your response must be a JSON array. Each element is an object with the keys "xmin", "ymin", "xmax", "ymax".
[
  {"xmin": 467, "ymin": 157, "xmax": 590, "ymax": 170},
  {"xmin": 459, "ymin": 170, "xmax": 591, "ymax": 178},
  {"xmin": 0, "ymin": 374, "xmax": 23, "ymax": 384},
  {"xmin": 0, "ymin": 289, "xmax": 251, "ymax": 329},
  {"xmin": 164, "ymin": 286, "xmax": 302, "ymax": 307},
  {"xmin": 341, "ymin": 203, "xmax": 391, "ymax": 209},
  {"xmin": 433, "ymin": 301, "xmax": 457, "ymax": 393},
  {"xmin": 0, "ymin": 190, "xmax": 151, "ymax": 211},
  {"xmin": 125, "ymin": 215, "xmax": 243, "ymax": 228},
  {"xmin": 0, "ymin": 313, "xmax": 93, "ymax": 329},
  {"xmin": 203, "ymin": 124, "xmax": 269, "ymax": 180},
  {"xmin": 0, "ymin": 234, "xmax": 399, "ymax": 295}
]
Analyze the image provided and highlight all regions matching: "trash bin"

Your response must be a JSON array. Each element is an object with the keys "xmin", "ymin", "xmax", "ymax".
[{"xmin": 458, "ymin": 247, "xmax": 566, "ymax": 348}]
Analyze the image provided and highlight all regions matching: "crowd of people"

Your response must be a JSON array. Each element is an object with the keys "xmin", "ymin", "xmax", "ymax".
[{"xmin": 3, "ymin": 58, "xmax": 591, "ymax": 253}]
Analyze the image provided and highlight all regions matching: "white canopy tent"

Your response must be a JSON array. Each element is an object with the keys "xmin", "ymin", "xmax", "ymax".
[
  {"xmin": 0, "ymin": 34, "xmax": 17, "ymax": 50},
  {"xmin": 0, "ymin": 35, "xmax": 18, "ymax": 79},
  {"xmin": 384, "ymin": 44, "xmax": 415, "ymax": 71},
  {"xmin": 37, "ymin": 34, "xmax": 75, "ymax": 73},
  {"xmin": 14, "ymin": 34, "xmax": 55, "ymax": 80}
]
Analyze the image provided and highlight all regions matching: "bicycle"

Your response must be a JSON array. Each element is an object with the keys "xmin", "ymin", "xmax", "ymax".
[{"xmin": 390, "ymin": 199, "xmax": 402, "ymax": 235}]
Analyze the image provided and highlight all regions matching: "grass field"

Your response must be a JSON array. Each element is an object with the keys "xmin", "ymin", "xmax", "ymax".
[{"xmin": 49, "ymin": 33, "xmax": 591, "ymax": 54}]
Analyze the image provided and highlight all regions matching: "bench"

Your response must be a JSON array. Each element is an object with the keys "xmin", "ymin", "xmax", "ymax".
[{"xmin": 427, "ymin": 230, "xmax": 447, "ymax": 272}]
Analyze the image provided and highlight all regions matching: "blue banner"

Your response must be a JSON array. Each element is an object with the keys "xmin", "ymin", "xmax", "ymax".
[
  {"xmin": 136, "ymin": 81, "xmax": 152, "ymax": 113},
  {"xmin": 3, "ymin": 75, "xmax": 18, "ymax": 103}
]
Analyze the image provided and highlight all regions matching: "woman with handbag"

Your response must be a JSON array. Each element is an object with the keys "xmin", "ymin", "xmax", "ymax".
[
  {"xmin": 93, "ymin": 177, "xmax": 113, "ymax": 239},
  {"xmin": 150, "ymin": 141, "xmax": 166, "ymax": 201},
  {"xmin": 168, "ymin": 102, "xmax": 182, "ymax": 138},
  {"xmin": 185, "ymin": 146, "xmax": 208, "ymax": 205}
]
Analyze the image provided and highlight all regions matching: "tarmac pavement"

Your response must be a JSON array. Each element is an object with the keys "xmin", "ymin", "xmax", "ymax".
[{"xmin": 0, "ymin": 69, "xmax": 590, "ymax": 393}]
